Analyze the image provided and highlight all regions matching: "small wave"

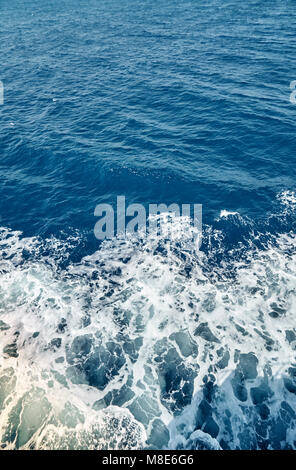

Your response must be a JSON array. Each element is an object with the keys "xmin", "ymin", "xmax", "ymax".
[{"xmin": 219, "ymin": 210, "xmax": 240, "ymax": 219}]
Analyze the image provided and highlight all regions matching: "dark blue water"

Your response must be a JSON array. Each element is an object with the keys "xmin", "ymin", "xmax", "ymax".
[
  {"xmin": 0, "ymin": 0, "xmax": 296, "ymax": 450},
  {"xmin": 1, "ymin": 0, "xmax": 295, "ymax": 240}
]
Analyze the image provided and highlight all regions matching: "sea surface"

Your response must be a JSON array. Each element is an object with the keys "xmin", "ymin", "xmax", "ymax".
[{"xmin": 0, "ymin": 0, "xmax": 296, "ymax": 450}]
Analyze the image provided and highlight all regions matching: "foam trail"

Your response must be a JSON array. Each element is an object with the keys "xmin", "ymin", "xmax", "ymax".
[{"xmin": 0, "ymin": 203, "xmax": 296, "ymax": 449}]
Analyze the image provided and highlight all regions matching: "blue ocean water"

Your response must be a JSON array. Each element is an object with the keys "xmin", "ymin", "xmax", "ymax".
[{"xmin": 0, "ymin": 0, "xmax": 296, "ymax": 450}]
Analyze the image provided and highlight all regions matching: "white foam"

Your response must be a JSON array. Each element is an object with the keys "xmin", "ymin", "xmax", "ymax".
[
  {"xmin": 277, "ymin": 190, "xmax": 296, "ymax": 207},
  {"xmin": 0, "ymin": 221, "xmax": 296, "ymax": 449},
  {"xmin": 219, "ymin": 210, "xmax": 239, "ymax": 218}
]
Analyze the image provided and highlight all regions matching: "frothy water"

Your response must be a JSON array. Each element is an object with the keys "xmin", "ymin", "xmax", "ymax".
[
  {"xmin": 1, "ymin": 0, "xmax": 296, "ymax": 451},
  {"xmin": 0, "ymin": 195, "xmax": 296, "ymax": 450}
]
